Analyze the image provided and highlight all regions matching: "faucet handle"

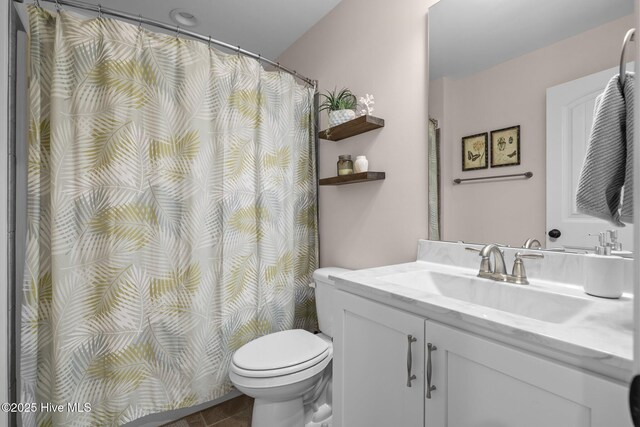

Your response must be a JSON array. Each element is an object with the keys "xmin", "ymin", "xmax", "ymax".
[
  {"xmin": 515, "ymin": 252, "xmax": 544, "ymax": 260},
  {"xmin": 465, "ymin": 247, "xmax": 491, "ymax": 274},
  {"xmin": 511, "ymin": 252, "xmax": 543, "ymax": 285}
]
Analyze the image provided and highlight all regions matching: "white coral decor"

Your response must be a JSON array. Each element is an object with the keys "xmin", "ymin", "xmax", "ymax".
[{"xmin": 358, "ymin": 94, "xmax": 375, "ymax": 116}]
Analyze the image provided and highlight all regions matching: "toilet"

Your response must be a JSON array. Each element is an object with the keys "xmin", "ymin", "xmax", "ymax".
[{"xmin": 229, "ymin": 267, "xmax": 350, "ymax": 427}]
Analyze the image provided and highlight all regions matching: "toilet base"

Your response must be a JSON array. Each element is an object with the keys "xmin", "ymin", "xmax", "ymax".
[{"xmin": 252, "ymin": 397, "xmax": 304, "ymax": 427}]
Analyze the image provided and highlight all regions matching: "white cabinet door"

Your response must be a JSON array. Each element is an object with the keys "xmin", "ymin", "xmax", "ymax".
[
  {"xmin": 425, "ymin": 321, "xmax": 631, "ymax": 427},
  {"xmin": 333, "ymin": 290, "xmax": 425, "ymax": 427}
]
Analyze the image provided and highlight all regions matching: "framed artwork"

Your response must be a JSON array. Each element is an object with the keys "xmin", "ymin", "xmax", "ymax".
[
  {"xmin": 491, "ymin": 125, "xmax": 520, "ymax": 167},
  {"xmin": 461, "ymin": 132, "xmax": 488, "ymax": 171}
]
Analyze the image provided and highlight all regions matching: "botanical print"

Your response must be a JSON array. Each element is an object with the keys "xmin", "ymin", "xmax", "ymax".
[
  {"xmin": 491, "ymin": 125, "xmax": 521, "ymax": 167},
  {"xmin": 462, "ymin": 133, "xmax": 488, "ymax": 171},
  {"xmin": 23, "ymin": 6, "xmax": 318, "ymax": 427}
]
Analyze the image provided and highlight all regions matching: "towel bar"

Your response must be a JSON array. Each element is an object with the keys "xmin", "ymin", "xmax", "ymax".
[
  {"xmin": 620, "ymin": 28, "xmax": 635, "ymax": 86},
  {"xmin": 453, "ymin": 171, "xmax": 533, "ymax": 184}
]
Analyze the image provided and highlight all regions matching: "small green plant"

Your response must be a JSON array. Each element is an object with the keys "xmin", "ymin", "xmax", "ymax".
[{"xmin": 319, "ymin": 88, "xmax": 357, "ymax": 112}]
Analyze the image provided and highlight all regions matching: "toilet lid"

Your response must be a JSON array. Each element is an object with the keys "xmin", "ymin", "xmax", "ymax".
[{"xmin": 232, "ymin": 329, "xmax": 329, "ymax": 372}]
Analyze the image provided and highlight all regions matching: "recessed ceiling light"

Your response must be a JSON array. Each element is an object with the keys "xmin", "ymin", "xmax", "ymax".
[{"xmin": 169, "ymin": 9, "xmax": 198, "ymax": 28}]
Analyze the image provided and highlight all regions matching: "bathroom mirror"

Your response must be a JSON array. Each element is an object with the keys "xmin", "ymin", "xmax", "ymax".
[{"xmin": 427, "ymin": 0, "xmax": 635, "ymax": 253}]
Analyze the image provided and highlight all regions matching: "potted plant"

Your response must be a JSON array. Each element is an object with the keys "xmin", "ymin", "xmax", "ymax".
[{"xmin": 319, "ymin": 88, "xmax": 357, "ymax": 127}]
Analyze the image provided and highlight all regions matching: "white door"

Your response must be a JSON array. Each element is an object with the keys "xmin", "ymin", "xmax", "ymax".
[
  {"xmin": 546, "ymin": 65, "xmax": 634, "ymax": 251},
  {"xmin": 333, "ymin": 291, "xmax": 425, "ymax": 427},
  {"xmin": 425, "ymin": 321, "xmax": 631, "ymax": 427}
]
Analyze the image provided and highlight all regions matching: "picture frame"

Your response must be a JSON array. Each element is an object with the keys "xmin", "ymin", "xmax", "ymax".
[
  {"xmin": 461, "ymin": 132, "xmax": 488, "ymax": 171},
  {"xmin": 490, "ymin": 125, "xmax": 521, "ymax": 168}
]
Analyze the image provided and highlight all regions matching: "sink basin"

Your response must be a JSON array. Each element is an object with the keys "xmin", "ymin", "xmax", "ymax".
[{"xmin": 380, "ymin": 270, "xmax": 593, "ymax": 324}]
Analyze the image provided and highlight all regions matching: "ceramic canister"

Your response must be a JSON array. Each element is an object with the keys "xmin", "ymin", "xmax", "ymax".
[
  {"xmin": 583, "ymin": 254, "xmax": 624, "ymax": 298},
  {"xmin": 354, "ymin": 155, "xmax": 369, "ymax": 173}
]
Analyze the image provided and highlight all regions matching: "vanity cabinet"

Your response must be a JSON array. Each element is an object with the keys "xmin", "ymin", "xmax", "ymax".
[
  {"xmin": 333, "ymin": 290, "xmax": 425, "ymax": 427},
  {"xmin": 425, "ymin": 321, "xmax": 631, "ymax": 427},
  {"xmin": 334, "ymin": 290, "xmax": 632, "ymax": 427}
]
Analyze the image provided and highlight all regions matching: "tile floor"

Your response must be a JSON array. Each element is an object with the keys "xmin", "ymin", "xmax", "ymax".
[{"xmin": 162, "ymin": 395, "xmax": 253, "ymax": 427}]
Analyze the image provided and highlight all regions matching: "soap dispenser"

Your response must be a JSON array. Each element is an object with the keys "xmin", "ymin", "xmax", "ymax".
[
  {"xmin": 608, "ymin": 230, "xmax": 622, "ymax": 251},
  {"xmin": 593, "ymin": 231, "xmax": 611, "ymax": 255},
  {"xmin": 607, "ymin": 229, "xmax": 633, "ymax": 257},
  {"xmin": 583, "ymin": 231, "xmax": 623, "ymax": 298}
]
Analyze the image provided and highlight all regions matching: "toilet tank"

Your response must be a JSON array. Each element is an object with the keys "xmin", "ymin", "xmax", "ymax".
[{"xmin": 312, "ymin": 267, "xmax": 351, "ymax": 338}]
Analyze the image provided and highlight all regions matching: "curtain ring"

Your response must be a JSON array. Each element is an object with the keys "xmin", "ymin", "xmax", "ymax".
[
  {"xmin": 97, "ymin": 4, "xmax": 103, "ymax": 18},
  {"xmin": 55, "ymin": 0, "xmax": 61, "ymax": 12},
  {"xmin": 236, "ymin": 45, "xmax": 241, "ymax": 56},
  {"xmin": 138, "ymin": 14, "xmax": 143, "ymax": 29},
  {"xmin": 207, "ymin": 36, "xmax": 212, "ymax": 49},
  {"xmin": 175, "ymin": 26, "xmax": 181, "ymax": 39},
  {"xmin": 34, "ymin": 0, "xmax": 41, "ymax": 9}
]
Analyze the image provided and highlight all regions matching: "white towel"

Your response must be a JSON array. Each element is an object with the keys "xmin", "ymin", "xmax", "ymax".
[{"xmin": 576, "ymin": 72, "xmax": 634, "ymax": 226}]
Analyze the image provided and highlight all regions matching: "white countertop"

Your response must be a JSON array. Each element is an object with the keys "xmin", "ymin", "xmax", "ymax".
[{"xmin": 332, "ymin": 259, "xmax": 633, "ymax": 382}]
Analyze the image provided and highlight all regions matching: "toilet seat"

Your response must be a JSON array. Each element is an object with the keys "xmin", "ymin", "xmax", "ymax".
[
  {"xmin": 231, "ymin": 347, "xmax": 330, "ymax": 378},
  {"xmin": 231, "ymin": 329, "xmax": 329, "ymax": 378},
  {"xmin": 229, "ymin": 345, "xmax": 333, "ymax": 390}
]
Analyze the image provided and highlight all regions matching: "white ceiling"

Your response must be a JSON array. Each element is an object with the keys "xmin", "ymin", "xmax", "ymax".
[
  {"xmin": 429, "ymin": 0, "xmax": 634, "ymax": 80},
  {"xmin": 77, "ymin": 0, "xmax": 342, "ymax": 59}
]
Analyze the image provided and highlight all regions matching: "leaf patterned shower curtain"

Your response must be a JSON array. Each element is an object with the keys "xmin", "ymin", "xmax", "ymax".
[{"xmin": 22, "ymin": 6, "xmax": 318, "ymax": 426}]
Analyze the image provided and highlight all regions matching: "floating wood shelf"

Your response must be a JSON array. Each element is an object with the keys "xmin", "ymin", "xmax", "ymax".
[
  {"xmin": 318, "ymin": 115, "xmax": 385, "ymax": 141},
  {"xmin": 319, "ymin": 172, "xmax": 386, "ymax": 186}
]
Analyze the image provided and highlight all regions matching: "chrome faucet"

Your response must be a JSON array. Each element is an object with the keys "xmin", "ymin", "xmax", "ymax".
[
  {"xmin": 466, "ymin": 244, "xmax": 543, "ymax": 285},
  {"xmin": 522, "ymin": 238, "xmax": 542, "ymax": 249},
  {"xmin": 466, "ymin": 244, "xmax": 507, "ymax": 281},
  {"xmin": 479, "ymin": 244, "xmax": 507, "ymax": 277}
]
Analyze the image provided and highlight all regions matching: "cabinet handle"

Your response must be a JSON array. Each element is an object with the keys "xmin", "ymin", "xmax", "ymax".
[
  {"xmin": 426, "ymin": 343, "xmax": 437, "ymax": 399},
  {"xmin": 406, "ymin": 335, "xmax": 417, "ymax": 387}
]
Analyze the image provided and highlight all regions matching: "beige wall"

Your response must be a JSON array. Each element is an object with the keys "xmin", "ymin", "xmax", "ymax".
[
  {"xmin": 278, "ymin": 0, "xmax": 633, "ymax": 267},
  {"xmin": 432, "ymin": 14, "xmax": 634, "ymax": 247},
  {"xmin": 279, "ymin": 0, "xmax": 437, "ymax": 269}
]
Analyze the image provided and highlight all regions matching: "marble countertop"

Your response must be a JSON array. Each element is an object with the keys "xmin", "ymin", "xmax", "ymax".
[{"xmin": 332, "ymin": 259, "xmax": 634, "ymax": 382}]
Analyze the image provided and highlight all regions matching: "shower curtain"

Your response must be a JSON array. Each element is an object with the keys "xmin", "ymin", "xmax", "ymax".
[{"xmin": 22, "ymin": 6, "xmax": 318, "ymax": 426}]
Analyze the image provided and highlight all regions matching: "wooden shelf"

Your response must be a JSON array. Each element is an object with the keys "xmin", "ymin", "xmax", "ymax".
[
  {"xmin": 318, "ymin": 115, "xmax": 385, "ymax": 141},
  {"xmin": 319, "ymin": 172, "xmax": 386, "ymax": 186}
]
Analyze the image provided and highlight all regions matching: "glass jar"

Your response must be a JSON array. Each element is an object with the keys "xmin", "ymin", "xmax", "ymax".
[{"xmin": 337, "ymin": 154, "xmax": 354, "ymax": 176}]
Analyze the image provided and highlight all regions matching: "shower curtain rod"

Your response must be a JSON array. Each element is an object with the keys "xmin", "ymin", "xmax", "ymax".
[{"xmin": 15, "ymin": 0, "xmax": 318, "ymax": 87}]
